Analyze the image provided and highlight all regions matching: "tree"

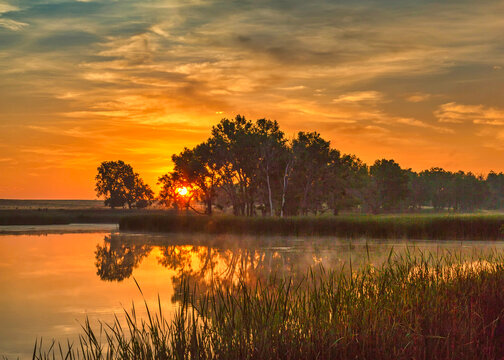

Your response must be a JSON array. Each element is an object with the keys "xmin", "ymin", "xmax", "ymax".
[
  {"xmin": 132, "ymin": 175, "xmax": 155, "ymax": 208},
  {"xmin": 486, "ymin": 171, "xmax": 504, "ymax": 209},
  {"xmin": 255, "ymin": 118, "xmax": 288, "ymax": 216},
  {"xmin": 157, "ymin": 171, "xmax": 194, "ymax": 211},
  {"xmin": 288, "ymin": 132, "xmax": 331, "ymax": 215},
  {"xmin": 325, "ymin": 152, "xmax": 367, "ymax": 215},
  {"xmin": 95, "ymin": 160, "xmax": 154, "ymax": 208},
  {"xmin": 452, "ymin": 171, "xmax": 487, "ymax": 212},
  {"xmin": 171, "ymin": 141, "xmax": 220, "ymax": 215},
  {"xmin": 406, "ymin": 170, "xmax": 428, "ymax": 210},
  {"xmin": 369, "ymin": 159, "xmax": 410, "ymax": 212},
  {"xmin": 419, "ymin": 168, "xmax": 454, "ymax": 210},
  {"xmin": 210, "ymin": 115, "xmax": 261, "ymax": 216}
]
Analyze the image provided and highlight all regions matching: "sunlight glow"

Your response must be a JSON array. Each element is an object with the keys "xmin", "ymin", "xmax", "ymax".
[{"xmin": 177, "ymin": 187, "xmax": 188, "ymax": 196}]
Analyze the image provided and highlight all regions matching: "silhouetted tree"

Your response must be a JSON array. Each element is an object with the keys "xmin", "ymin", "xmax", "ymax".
[
  {"xmin": 452, "ymin": 171, "xmax": 487, "ymax": 212},
  {"xmin": 286, "ymin": 132, "xmax": 331, "ymax": 215},
  {"xmin": 210, "ymin": 115, "xmax": 261, "ymax": 216},
  {"xmin": 486, "ymin": 172, "xmax": 504, "ymax": 209},
  {"xmin": 420, "ymin": 168, "xmax": 454, "ymax": 210},
  {"xmin": 132, "ymin": 175, "xmax": 155, "ymax": 208},
  {"xmin": 369, "ymin": 159, "xmax": 410, "ymax": 212},
  {"xmin": 157, "ymin": 171, "xmax": 194, "ymax": 211},
  {"xmin": 170, "ymin": 141, "xmax": 220, "ymax": 215},
  {"xmin": 151, "ymin": 115, "xmax": 499, "ymax": 215},
  {"xmin": 95, "ymin": 160, "xmax": 154, "ymax": 208},
  {"xmin": 326, "ymin": 153, "xmax": 367, "ymax": 215}
]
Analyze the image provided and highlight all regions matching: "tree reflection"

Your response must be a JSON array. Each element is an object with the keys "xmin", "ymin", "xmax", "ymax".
[
  {"xmin": 94, "ymin": 234, "xmax": 371, "ymax": 301},
  {"xmin": 95, "ymin": 235, "xmax": 152, "ymax": 281},
  {"xmin": 157, "ymin": 244, "xmax": 319, "ymax": 303}
]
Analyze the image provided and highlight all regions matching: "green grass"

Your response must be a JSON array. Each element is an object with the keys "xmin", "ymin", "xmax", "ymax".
[
  {"xmin": 32, "ymin": 251, "xmax": 504, "ymax": 359},
  {"xmin": 119, "ymin": 213, "xmax": 504, "ymax": 240}
]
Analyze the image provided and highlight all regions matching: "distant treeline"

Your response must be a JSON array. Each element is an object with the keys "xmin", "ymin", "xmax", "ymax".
[{"xmin": 96, "ymin": 115, "xmax": 504, "ymax": 215}]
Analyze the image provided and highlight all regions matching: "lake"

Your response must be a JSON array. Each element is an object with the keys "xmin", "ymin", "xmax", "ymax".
[{"xmin": 1, "ymin": 226, "xmax": 504, "ymax": 358}]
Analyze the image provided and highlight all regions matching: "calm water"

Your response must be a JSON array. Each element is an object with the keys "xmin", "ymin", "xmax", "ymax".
[{"xmin": 1, "ymin": 227, "xmax": 504, "ymax": 358}]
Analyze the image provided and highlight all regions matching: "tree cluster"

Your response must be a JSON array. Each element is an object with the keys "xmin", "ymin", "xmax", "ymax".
[{"xmin": 97, "ymin": 116, "xmax": 504, "ymax": 215}]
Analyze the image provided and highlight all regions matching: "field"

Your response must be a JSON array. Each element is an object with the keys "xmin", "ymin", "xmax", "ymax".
[
  {"xmin": 0, "ymin": 200, "xmax": 176, "ymax": 225},
  {"xmin": 0, "ymin": 199, "xmax": 106, "ymax": 210},
  {"xmin": 33, "ymin": 251, "xmax": 504, "ymax": 360}
]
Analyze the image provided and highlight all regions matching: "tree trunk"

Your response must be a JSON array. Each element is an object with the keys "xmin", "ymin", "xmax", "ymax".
[
  {"xmin": 206, "ymin": 196, "xmax": 212, "ymax": 215},
  {"xmin": 266, "ymin": 162, "xmax": 274, "ymax": 216},
  {"xmin": 280, "ymin": 160, "xmax": 291, "ymax": 218}
]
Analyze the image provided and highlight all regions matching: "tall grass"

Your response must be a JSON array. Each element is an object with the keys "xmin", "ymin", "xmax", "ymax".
[
  {"xmin": 119, "ymin": 214, "xmax": 504, "ymax": 240},
  {"xmin": 33, "ymin": 251, "xmax": 504, "ymax": 359}
]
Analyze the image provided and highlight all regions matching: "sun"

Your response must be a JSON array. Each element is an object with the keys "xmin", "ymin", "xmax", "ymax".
[{"xmin": 177, "ymin": 187, "xmax": 188, "ymax": 196}]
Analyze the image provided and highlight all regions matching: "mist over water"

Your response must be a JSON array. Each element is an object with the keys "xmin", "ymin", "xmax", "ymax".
[{"xmin": 1, "ymin": 229, "xmax": 503, "ymax": 358}]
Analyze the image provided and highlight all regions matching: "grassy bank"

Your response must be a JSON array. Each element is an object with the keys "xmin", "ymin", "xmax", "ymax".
[
  {"xmin": 119, "ymin": 214, "xmax": 504, "ymax": 240},
  {"xmin": 33, "ymin": 252, "xmax": 504, "ymax": 359},
  {"xmin": 0, "ymin": 209, "xmax": 175, "ymax": 226}
]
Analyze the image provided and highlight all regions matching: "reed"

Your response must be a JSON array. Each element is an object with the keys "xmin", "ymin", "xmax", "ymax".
[
  {"xmin": 119, "ymin": 213, "xmax": 504, "ymax": 240},
  {"xmin": 33, "ymin": 251, "xmax": 504, "ymax": 359}
]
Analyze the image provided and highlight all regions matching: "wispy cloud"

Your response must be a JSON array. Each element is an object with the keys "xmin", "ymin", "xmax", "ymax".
[
  {"xmin": 2, "ymin": 0, "xmax": 504, "ymax": 196},
  {"xmin": 405, "ymin": 93, "xmax": 431, "ymax": 103},
  {"xmin": 396, "ymin": 117, "xmax": 453, "ymax": 134},
  {"xmin": 435, "ymin": 102, "xmax": 504, "ymax": 125},
  {"xmin": 332, "ymin": 91, "xmax": 383, "ymax": 104},
  {"xmin": 0, "ymin": 18, "xmax": 27, "ymax": 31}
]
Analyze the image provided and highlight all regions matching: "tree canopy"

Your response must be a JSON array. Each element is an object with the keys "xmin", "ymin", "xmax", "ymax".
[
  {"xmin": 95, "ymin": 160, "xmax": 154, "ymax": 208},
  {"xmin": 96, "ymin": 115, "xmax": 504, "ymax": 215}
]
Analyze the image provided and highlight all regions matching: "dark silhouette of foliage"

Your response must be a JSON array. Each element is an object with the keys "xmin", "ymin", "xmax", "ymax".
[
  {"xmin": 157, "ymin": 171, "xmax": 194, "ymax": 211},
  {"xmin": 93, "ymin": 116, "xmax": 504, "ymax": 215},
  {"xmin": 369, "ymin": 159, "xmax": 410, "ymax": 212},
  {"xmin": 170, "ymin": 141, "xmax": 220, "ymax": 215},
  {"xmin": 95, "ymin": 160, "xmax": 154, "ymax": 208}
]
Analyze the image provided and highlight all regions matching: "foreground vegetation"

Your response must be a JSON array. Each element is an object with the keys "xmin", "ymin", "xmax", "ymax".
[
  {"xmin": 33, "ymin": 251, "xmax": 504, "ymax": 359},
  {"xmin": 120, "ymin": 213, "xmax": 504, "ymax": 240}
]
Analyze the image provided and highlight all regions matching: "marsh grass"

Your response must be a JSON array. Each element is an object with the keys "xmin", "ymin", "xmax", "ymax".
[
  {"xmin": 119, "ymin": 214, "xmax": 504, "ymax": 240},
  {"xmin": 33, "ymin": 251, "xmax": 504, "ymax": 360}
]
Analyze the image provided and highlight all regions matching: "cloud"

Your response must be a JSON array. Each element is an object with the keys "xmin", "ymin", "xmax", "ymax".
[
  {"xmin": 405, "ymin": 93, "xmax": 431, "ymax": 103},
  {"xmin": 0, "ymin": 18, "xmax": 27, "ymax": 31},
  {"xmin": 396, "ymin": 117, "xmax": 453, "ymax": 134},
  {"xmin": 2, "ymin": 0, "xmax": 504, "ymax": 197},
  {"xmin": 0, "ymin": 2, "xmax": 17, "ymax": 14},
  {"xmin": 332, "ymin": 91, "xmax": 383, "ymax": 104},
  {"xmin": 435, "ymin": 102, "xmax": 504, "ymax": 125},
  {"xmin": 278, "ymin": 85, "xmax": 306, "ymax": 91},
  {"xmin": 98, "ymin": 33, "xmax": 159, "ymax": 65}
]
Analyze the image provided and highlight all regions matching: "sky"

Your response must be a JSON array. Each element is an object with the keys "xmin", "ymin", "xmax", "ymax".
[{"xmin": 1, "ymin": 0, "xmax": 504, "ymax": 199}]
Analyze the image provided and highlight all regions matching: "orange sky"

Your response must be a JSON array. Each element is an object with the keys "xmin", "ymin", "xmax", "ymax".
[{"xmin": 1, "ymin": 0, "xmax": 504, "ymax": 199}]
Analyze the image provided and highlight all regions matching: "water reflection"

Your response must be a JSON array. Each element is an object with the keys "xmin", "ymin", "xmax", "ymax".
[
  {"xmin": 2, "ymin": 231, "xmax": 504, "ymax": 358},
  {"xmin": 95, "ymin": 235, "xmax": 151, "ymax": 281},
  {"xmin": 95, "ymin": 234, "xmax": 353, "ymax": 302},
  {"xmin": 93, "ymin": 234, "xmax": 476, "ymax": 304}
]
